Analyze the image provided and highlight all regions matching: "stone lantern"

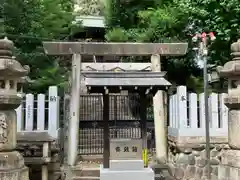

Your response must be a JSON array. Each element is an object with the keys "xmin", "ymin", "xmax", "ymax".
[
  {"xmin": 218, "ymin": 39, "xmax": 240, "ymax": 180},
  {"xmin": 0, "ymin": 37, "xmax": 29, "ymax": 179},
  {"xmin": 218, "ymin": 39, "xmax": 240, "ymax": 149}
]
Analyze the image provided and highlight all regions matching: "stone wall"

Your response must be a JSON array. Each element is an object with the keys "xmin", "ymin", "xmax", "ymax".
[
  {"xmin": 218, "ymin": 150, "xmax": 240, "ymax": 180},
  {"xmin": 167, "ymin": 140, "xmax": 229, "ymax": 180}
]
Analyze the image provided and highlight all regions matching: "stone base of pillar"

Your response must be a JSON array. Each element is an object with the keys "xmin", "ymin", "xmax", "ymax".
[
  {"xmin": 219, "ymin": 150, "xmax": 240, "ymax": 180},
  {"xmin": 0, "ymin": 151, "xmax": 29, "ymax": 180}
]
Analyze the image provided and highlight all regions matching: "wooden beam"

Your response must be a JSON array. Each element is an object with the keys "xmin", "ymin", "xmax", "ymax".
[
  {"xmin": 82, "ymin": 71, "xmax": 167, "ymax": 77},
  {"xmin": 43, "ymin": 42, "xmax": 188, "ymax": 56},
  {"xmin": 103, "ymin": 93, "xmax": 110, "ymax": 168},
  {"xmin": 85, "ymin": 86, "xmax": 169, "ymax": 94},
  {"xmin": 85, "ymin": 77, "xmax": 171, "ymax": 87},
  {"xmin": 82, "ymin": 71, "xmax": 171, "ymax": 87},
  {"xmin": 81, "ymin": 63, "xmax": 152, "ymax": 71}
]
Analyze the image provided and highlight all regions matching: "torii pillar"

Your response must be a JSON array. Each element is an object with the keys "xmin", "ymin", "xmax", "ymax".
[{"xmin": 42, "ymin": 42, "xmax": 188, "ymax": 166}]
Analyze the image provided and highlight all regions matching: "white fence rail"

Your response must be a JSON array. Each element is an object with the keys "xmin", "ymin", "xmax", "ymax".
[
  {"xmin": 15, "ymin": 86, "xmax": 60, "ymax": 139},
  {"xmin": 168, "ymin": 86, "xmax": 228, "ymax": 137}
]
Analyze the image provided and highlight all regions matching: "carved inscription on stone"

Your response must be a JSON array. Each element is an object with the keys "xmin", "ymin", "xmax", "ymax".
[
  {"xmin": 110, "ymin": 139, "xmax": 142, "ymax": 160},
  {"xmin": 0, "ymin": 113, "xmax": 7, "ymax": 144},
  {"xmin": 115, "ymin": 146, "xmax": 138, "ymax": 153}
]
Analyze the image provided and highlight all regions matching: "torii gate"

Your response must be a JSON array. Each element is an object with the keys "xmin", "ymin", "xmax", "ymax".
[{"xmin": 43, "ymin": 42, "xmax": 188, "ymax": 166}]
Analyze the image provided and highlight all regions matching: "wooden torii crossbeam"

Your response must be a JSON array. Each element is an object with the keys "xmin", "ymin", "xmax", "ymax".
[
  {"xmin": 43, "ymin": 42, "xmax": 188, "ymax": 56},
  {"xmin": 43, "ymin": 42, "xmax": 188, "ymax": 168}
]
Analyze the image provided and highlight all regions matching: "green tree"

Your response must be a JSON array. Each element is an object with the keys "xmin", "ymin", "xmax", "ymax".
[
  {"xmin": 105, "ymin": 0, "xmax": 240, "ymax": 92},
  {"xmin": 105, "ymin": 0, "xmax": 161, "ymax": 29},
  {"xmin": 105, "ymin": 1, "xmax": 201, "ymax": 90},
  {"xmin": 1, "ymin": 0, "xmax": 81, "ymax": 93},
  {"xmin": 175, "ymin": 0, "xmax": 240, "ymax": 65}
]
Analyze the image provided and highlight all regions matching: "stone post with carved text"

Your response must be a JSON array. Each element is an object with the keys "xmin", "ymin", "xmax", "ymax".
[
  {"xmin": 218, "ymin": 39, "xmax": 240, "ymax": 180},
  {"xmin": 0, "ymin": 37, "xmax": 29, "ymax": 180}
]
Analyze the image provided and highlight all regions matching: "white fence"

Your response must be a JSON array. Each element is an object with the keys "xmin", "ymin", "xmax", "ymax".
[
  {"xmin": 15, "ymin": 86, "xmax": 60, "ymax": 139},
  {"xmin": 168, "ymin": 86, "xmax": 228, "ymax": 137},
  {"xmin": 15, "ymin": 85, "xmax": 229, "ymax": 139}
]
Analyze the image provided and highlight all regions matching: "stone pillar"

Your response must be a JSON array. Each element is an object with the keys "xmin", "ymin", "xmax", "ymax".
[
  {"xmin": 0, "ymin": 37, "xmax": 29, "ymax": 179},
  {"xmin": 68, "ymin": 54, "xmax": 81, "ymax": 166},
  {"xmin": 218, "ymin": 39, "xmax": 240, "ymax": 180},
  {"xmin": 151, "ymin": 54, "xmax": 167, "ymax": 163}
]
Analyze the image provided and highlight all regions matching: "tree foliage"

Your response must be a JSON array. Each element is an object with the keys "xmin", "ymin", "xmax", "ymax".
[
  {"xmin": 1, "ymin": 0, "xmax": 239, "ymax": 93},
  {"xmin": 105, "ymin": 0, "xmax": 161, "ymax": 29},
  {"xmin": 105, "ymin": 0, "xmax": 200, "ymax": 90},
  {"xmin": 1, "ymin": 0, "xmax": 81, "ymax": 93},
  {"xmin": 105, "ymin": 0, "xmax": 240, "ymax": 92},
  {"xmin": 175, "ymin": 0, "xmax": 240, "ymax": 65}
]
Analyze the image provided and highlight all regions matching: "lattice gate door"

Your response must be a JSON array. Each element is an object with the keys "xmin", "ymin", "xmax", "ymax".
[{"xmin": 77, "ymin": 94, "xmax": 155, "ymax": 155}]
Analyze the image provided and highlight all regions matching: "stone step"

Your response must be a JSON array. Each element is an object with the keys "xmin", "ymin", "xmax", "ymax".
[
  {"xmin": 155, "ymin": 170, "xmax": 176, "ymax": 180},
  {"xmin": 71, "ymin": 173, "xmax": 175, "ymax": 180},
  {"xmin": 69, "ymin": 163, "xmax": 175, "ymax": 180},
  {"xmin": 72, "ymin": 177, "xmax": 100, "ymax": 180},
  {"xmin": 151, "ymin": 164, "xmax": 169, "ymax": 172},
  {"xmin": 49, "ymin": 172, "xmax": 62, "ymax": 180},
  {"xmin": 72, "ymin": 167, "xmax": 100, "ymax": 177},
  {"xmin": 151, "ymin": 163, "xmax": 176, "ymax": 180}
]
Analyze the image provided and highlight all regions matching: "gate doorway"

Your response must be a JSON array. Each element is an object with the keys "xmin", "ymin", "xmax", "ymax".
[
  {"xmin": 43, "ymin": 41, "xmax": 188, "ymax": 166},
  {"xmin": 78, "ymin": 94, "xmax": 155, "ymax": 155}
]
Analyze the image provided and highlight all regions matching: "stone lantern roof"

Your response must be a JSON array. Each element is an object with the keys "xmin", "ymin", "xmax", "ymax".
[
  {"xmin": 0, "ymin": 37, "xmax": 29, "ymax": 77},
  {"xmin": 0, "ymin": 37, "xmax": 29, "ymax": 110},
  {"xmin": 217, "ymin": 39, "xmax": 240, "ymax": 78}
]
